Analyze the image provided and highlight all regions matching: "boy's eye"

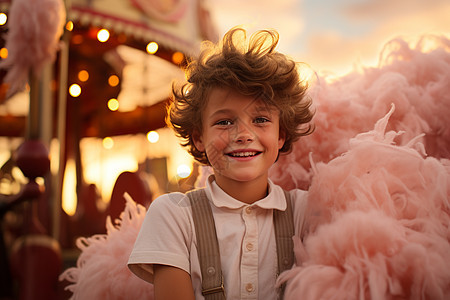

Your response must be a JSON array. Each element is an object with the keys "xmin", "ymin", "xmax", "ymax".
[
  {"xmin": 254, "ymin": 117, "xmax": 270, "ymax": 124},
  {"xmin": 215, "ymin": 120, "xmax": 233, "ymax": 126}
]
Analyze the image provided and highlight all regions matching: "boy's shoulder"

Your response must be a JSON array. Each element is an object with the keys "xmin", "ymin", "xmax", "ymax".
[{"xmin": 150, "ymin": 191, "xmax": 193, "ymax": 211}]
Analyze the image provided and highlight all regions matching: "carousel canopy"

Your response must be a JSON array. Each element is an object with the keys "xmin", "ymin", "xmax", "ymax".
[{"xmin": 0, "ymin": 0, "xmax": 218, "ymax": 138}]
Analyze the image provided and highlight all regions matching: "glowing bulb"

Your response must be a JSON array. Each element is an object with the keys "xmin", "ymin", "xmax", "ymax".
[
  {"xmin": 97, "ymin": 29, "xmax": 110, "ymax": 42},
  {"xmin": 107, "ymin": 98, "xmax": 119, "ymax": 111},
  {"xmin": 0, "ymin": 13, "xmax": 7, "ymax": 26},
  {"xmin": 69, "ymin": 84, "xmax": 81, "ymax": 97},
  {"xmin": 146, "ymin": 42, "xmax": 158, "ymax": 54},
  {"xmin": 62, "ymin": 159, "xmax": 77, "ymax": 216},
  {"xmin": 177, "ymin": 164, "xmax": 191, "ymax": 178},
  {"xmin": 172, "ymin": 51, "xmax": 184, "ymax": 65},
  {"xmin": 108, "ymin": 75, "xmax": 119, "ymax": 87},
  {"xmin": 65, "ymin": 21, "xmax": 73, "ymax": 31},
  {"xmin": 0, "ymin": 48, "xmax": 8, "ymax": 59},
  {"xmin": 146, "ymin": 131, "xmax": 159, "ymax": 143},
  {"xmin": 78, "ymin": 70, "xmax": 89, "ymax": 82},
  {"xmin": 102, "ymin": 137, "xmax": 114, "ymax": 149}
]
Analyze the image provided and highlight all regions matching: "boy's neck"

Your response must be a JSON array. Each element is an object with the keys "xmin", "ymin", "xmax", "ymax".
[{"xmin": 214, "ymin": 174, "xmax": 269, "ymax": 204}]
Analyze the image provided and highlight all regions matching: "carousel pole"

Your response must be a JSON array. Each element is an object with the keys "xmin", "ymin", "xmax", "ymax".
[
  {"xmin": 53, "ymin": 0, "xmax": 71, "ymax": 242},
  {"xmin": 9, "ymin": 70, "xmax": 62, "ymax": 300}
]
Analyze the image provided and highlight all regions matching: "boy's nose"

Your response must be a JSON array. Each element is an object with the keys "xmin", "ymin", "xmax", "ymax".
[{"xmin": 233, "ymin": 122, "xmax": 254, "ymax": 143}]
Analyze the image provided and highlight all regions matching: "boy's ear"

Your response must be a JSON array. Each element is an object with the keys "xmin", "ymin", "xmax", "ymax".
[
  {"xmin": 192, "ymin": 130, "xmax": 205, "ymax": 152},
  {"xmin": 278, "ymin": 130, "xmax": 286, "ymax": 150}
]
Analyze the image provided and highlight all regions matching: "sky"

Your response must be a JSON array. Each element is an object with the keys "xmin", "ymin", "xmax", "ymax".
[{"xmin": 208, "ymin": 0, "xmax": 450, "ymax": 76}]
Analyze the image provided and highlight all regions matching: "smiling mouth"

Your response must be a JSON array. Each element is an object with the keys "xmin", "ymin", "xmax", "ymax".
[{"xmin": 227, "ymin": 151, "xmax": 261, "ymax": 158}]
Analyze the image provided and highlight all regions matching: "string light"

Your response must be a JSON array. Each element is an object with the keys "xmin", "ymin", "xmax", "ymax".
[
  {"xmin": 177, "ymin": 164, "xmax": 191, "ymax": 178},
  {"xmin": 146, "ymin": 131, "xmax": 159, "ymax": 143},
  {"xmin": 65, "ymin": 21, "xmax": 73, "ymax": 31},
  {"xmin": 172, "ymin": 51, "xmax": 184, "ymax": 65},
  {"xmin": 146, "ymin": 42, "xmax": 158, "ymax": 54},
  {"xmin": 107, "ymin": 98, "xmax": 119, "ymax": 111},
  {"xmin": 102, "ymin": 137, "xmax": 114, "ymax": 149},
  {"xmin": 0, "ymin": 48, "xmax": 7, "ymax": 59},
  {"xmin": 78, "ymin": 70, "xmax": 89, "ymax": 82},
  {"xmin": 0, "ymin": 13, "xmax": 7, "ymax": 26},
  {"xmin": 69, "ymin": 84, "xmax": 81, "ymax": 97},
  {"xmin": 108, "ymin": 75, "xmax": 119, "ymax": 87},
  {"xmin": 97, "ymin": 29, "xmax": 110, "ymax": 42}
]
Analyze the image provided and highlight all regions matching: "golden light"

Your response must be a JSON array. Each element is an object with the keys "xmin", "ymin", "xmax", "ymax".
[
  {"xmin": 0, "ymin": 47, "xmax": 7, "ymax": 59},
  {"xmin": 107, "ymin": 98, "xmax": 119, "ymax": 111},
  {"xmin": 102, "ymin": 137, "xmax": 114, "ymax": 149},
  {"xmin": 65, "ymin": 21, "xmax": 73, "ymax": 31},
  {"xmin": 97, "ymin": 29, "xmax": 110, "ymax": 42},
  {"xmin": 78, "ymin": 70, "xmax": 89, "ymax": 82},
  {"xmin": 146, "ymin": 42, "xmax": 158, "ymax": 54},
  {"xmin": 81, "ymin": 137, "xmax": 138, "ymax": 204},
  {"xmin": 0, "ymin": 13, "xmax": 7, "ymax": 26},
  {"xmin": 62, "ymin": 159, "xmax": 77, "ymax": 216},
  {"xmin": 172, "ymin": 51, "xmax": 184, "ymax": 65},
  {"xmin": 69, "ymin": 84, "xmax": 81, "ymax": 97},
  {"xmin": 108, "ymin": 75, "xmax": 119, "ymax": 87},
  {"xmin": 298, "ymin": 65, "xmax": 316, "ymax": 86},
  {"xmin": 146, "ymin": 131, "xmax": 159, "ymax": 143},
  {"xmin": 177, "ymin": 164, "xmax": 191, "ymax": 178}
]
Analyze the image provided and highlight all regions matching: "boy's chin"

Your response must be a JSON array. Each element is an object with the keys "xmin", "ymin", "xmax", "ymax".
[{"xmin": 214, "ymin": 170, "xmax": 267, "ymax": 184}]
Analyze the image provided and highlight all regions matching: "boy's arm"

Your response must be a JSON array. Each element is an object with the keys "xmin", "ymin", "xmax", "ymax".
[{"xmin": 153, "ymin": 264, "xmax": 195, "ymax": 300}]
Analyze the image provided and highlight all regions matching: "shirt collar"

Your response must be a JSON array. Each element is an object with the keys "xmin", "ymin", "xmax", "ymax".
[{"xmin": 205, "ymin": 175, "xmax": 287, "ymax": 211}]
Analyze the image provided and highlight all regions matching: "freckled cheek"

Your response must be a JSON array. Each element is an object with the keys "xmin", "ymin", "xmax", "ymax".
[
  {"xmin": 213, "ymin": 131, "xmax": 231, "ymax": 149},
  {"xmin": 203, "ymin": 132, "xmax": 229, "ymax": 156}
]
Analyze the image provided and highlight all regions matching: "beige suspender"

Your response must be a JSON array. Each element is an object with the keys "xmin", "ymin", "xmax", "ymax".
[
  {"xmin": 187, "ymin": 189, "xmax": 226, "ymax": 299},
  {"xmin": 275, "ymin": 190, "xmax": 295, "ymax": 298},
  {"xmin": 187, "ymin": 189, "xmax": 295, "ymax": 299}
]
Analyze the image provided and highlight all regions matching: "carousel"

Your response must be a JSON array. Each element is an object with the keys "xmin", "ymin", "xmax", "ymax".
[{"xmin": 0, "ymin": 0, "xmax": 217, "ymax": 299}]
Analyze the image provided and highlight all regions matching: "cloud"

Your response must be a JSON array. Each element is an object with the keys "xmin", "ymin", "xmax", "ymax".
[
  {"xmin": 209, "ymin": 0, "xmax": 304, "ymax": 53},
  {"xmin": 341, "ymin": 0, "xmax": 448, "ymax": 22},
  {"xmin": 298, "ymin": 1, "xmax": 450, "ymax": 76}
]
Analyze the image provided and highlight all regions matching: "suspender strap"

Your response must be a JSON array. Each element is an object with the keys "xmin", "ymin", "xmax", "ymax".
[
  {"xmin": 187, "ymin": 189, "xmax": 226, "ymax": 300},
  {"xmin": 188, "ymin": 188, "xmax": 294, "ymax": 299},
  {"xmin": 273, "ymin": 190, "xmax": 295, "ymax": 298}
]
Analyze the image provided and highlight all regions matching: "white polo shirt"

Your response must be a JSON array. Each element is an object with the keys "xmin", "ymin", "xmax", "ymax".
[{"xmin": 128, "ymin": 175, "xmax": 308, "ymax": 299}]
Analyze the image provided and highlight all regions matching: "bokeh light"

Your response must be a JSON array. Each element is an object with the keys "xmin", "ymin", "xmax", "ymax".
[
  {"xmin": 97, "ymin": 29, "xmax": 110, "ymax": 42},
  {"xmin": 108, "ymin": 75, "xmax": 119, "ymax": 87},
  {"xmin": 78, "ymin": 70, "xmax": 89, "ymax": 82},
  {"xmin": 0, "ymin": 13, "xmax": 7, "ymax": 25},
  {"xmin": 102, "ymin": 137, "xmax": 114, "ymax": 149},
  {"xmin": 177, "ymin": 164, "xmax": 191, "ymax": 178},
  {"xmin": 69, "ymin": 84, "xmax": 81, "ymax": 97},
  {"xmin": 146, "ymin": 42, "xmax": 158, "ymax": 54},
  {"xmin": 107, "ymin": 98, "xmax": 119, "ymax": 111},
  {"xmin": 0, "ymin": 47, "xmax": 8, "ymax": 59},
  {"xmin": 146, "ymin": 131, "xmax": 159, "ymax": 143}
]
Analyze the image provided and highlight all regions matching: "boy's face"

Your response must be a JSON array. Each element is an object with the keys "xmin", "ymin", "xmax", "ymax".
[{"xmin": 193, "ymin": 87, "xmax": 285, "ymax": 189}]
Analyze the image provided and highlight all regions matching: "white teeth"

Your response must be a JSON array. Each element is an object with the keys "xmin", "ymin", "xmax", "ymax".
[{"xmin": 229, "ymin": 151, "xmax": 257, "ymax": 157}]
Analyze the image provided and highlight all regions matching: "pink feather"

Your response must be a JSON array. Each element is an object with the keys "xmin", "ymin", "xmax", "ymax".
[
  {"xmin": 270, "ymin": 35, "xmax": 450, "ymax": 191},
  {"xmin": 278, "ymin": 108, "xmax": 450, "ymax": 299},
  {"xmin": 0, "ymin": 0, "xmax": 66, "ymax": 98},
  {"xmin": 59, "ymin": 194, "xmax": 154, "ymax": 299}
]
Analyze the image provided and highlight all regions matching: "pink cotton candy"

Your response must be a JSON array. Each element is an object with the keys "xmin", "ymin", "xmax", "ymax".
[
  {"xmin": 0, "ymin": 0, "xmax": 66, "ymax": 98},
  {"xmin": 59, "ymin": 194, "xmax": 153, "ymax": 300},
  {"xmin": 278, "ymin": 107, "xmax": 450, "ymax": 300},
  {"xmin": 271, "ymin": 35, "xmax": 450, "ymax": 190}
]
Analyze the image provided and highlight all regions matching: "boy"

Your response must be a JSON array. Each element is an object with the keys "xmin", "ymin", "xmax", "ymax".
[{"xmin": 128, "ymin": 27, "xmax": 314, "ymax": 299}]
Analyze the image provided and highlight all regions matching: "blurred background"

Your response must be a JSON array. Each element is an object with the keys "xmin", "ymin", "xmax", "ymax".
[{"xmin": 0, "ymin": 0, "xmax": 448, "ymax": 299}]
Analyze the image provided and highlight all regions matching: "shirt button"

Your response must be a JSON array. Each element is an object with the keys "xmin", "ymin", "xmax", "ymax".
[
  {"xmin": 245, "ymin": 207, "xmax": 252, "ymax": 214},
  {"xmin": 245, "ymin": 283, "xmax": 254, "ymax": 292},
  {"xmin": 246, "ymin": 243, "xmax": 254, "ymax": 251}
]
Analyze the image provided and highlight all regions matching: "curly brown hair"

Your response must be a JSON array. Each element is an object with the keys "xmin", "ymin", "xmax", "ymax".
[{"xmin": 167, "ymin": 27, "xmax": 314, "ymax": 165}]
